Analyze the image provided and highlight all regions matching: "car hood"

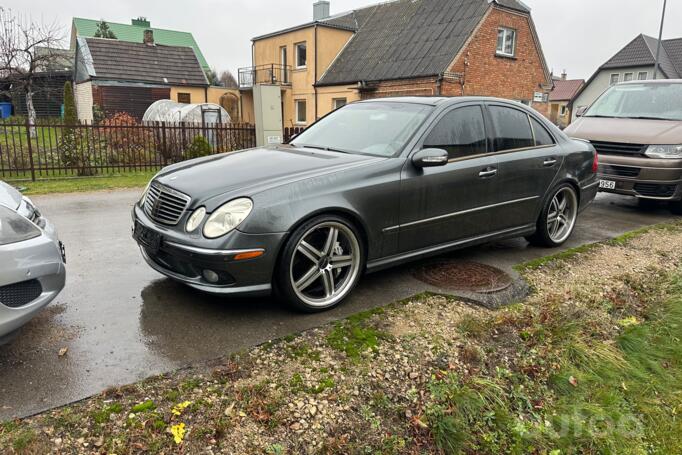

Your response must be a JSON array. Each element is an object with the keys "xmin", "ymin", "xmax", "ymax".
[
  {"xmin": 0, "ymin": 180, "xmax": 22, "ymax": 210},
  {"xmin": 566, "ymin": 117, "xmax": 682, "ymax": 144},
  {"xmin": 155, "ymin": 145, "xmax": 384, "ymax": 204}
]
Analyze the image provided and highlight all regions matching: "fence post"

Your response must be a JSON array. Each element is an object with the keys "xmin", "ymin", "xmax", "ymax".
[
  {"xmin": 25, "ymin": 117, "xmax": 36, "ymax": 182},
  {"xmin": 161, "ymin": 121, "xmax": 168, "ymax": 163}
]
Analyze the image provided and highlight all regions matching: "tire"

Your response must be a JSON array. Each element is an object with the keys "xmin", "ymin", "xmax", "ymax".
[
  {"xmin": 276, "ymin": 215, "xmax": 365, "ymax": 312},
  {"xmin": 670, "ymin": 200, "xmax": 682, "ymax": 215},
  {"xmin": 526, "ymin": 183, "xmax": 579, "ymax": 248}
]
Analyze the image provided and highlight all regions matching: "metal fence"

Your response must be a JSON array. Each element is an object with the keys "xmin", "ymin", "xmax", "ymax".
[
  {"xmin": 283, "ymin": 126, "xmax": 305, "ymax": 143},
  {"xmin": 0, "ymin": 119, "xmax": 256, "ymax": 181}
]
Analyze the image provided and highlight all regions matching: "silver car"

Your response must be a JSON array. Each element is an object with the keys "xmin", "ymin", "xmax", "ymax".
[{"xmin": 0, "ymin": 181, "xmax": 65, "ymax": 344}]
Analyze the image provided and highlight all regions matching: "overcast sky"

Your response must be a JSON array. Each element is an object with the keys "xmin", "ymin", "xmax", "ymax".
[{"xmin": 8, "ymin": 0, "xmax": 682, "ymax": 80}]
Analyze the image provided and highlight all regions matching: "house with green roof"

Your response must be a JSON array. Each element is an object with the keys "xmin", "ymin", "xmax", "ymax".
[{"xmin": 70, "ymin": 17, "xmax": 210, "ymax": 71}]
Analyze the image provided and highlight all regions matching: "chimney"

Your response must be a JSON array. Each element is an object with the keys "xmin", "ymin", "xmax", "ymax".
[
  {"xmin": 143, "ymin": 29, "xmax": 154, "ymax": 46},
  {"xmin": 561, "ymin": 70, "xmax": 567, "ymax": 80},
  {"xmin": 313, "ymin": 1, "xmax": 330, "ymax": 21}
]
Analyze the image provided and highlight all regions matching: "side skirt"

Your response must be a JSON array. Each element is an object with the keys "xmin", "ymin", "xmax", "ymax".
[{"xmin": 365, "ymin": 224, "xmax": 536, "ymax": 273}]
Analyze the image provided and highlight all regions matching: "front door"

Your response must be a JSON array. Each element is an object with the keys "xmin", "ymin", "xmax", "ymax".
[
  {"xmin": 485, "ymin": 104, "xmax": 563, "ymax": 230},
  {"xmin": 398, "ymin": 105, "xmax": 500, "ymax": 253}
]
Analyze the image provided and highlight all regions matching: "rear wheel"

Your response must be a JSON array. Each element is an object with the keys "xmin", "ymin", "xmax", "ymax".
[
  {"xmin": 526, "ymin": 184, "xmax": 579, "ymax": 247},
  {"xmin": 670, "ymin": 200, "xmax": 682, "ymax": 215},
  {"xmin": 277, "ymin": 215, "xmax": 364, "ymax": 312}
]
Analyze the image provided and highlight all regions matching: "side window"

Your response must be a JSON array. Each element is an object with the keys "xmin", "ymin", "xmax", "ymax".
[
  {"xmin": 488, "ymin": 106, "xmax": 534, "ymax": 151},
  {"xmin": 530, "ymin": 117, "xmax": 555, "ymax": 146},
  {"xmin": 423, "ymin": 106, "xmax": 487, "ymax": 160}
]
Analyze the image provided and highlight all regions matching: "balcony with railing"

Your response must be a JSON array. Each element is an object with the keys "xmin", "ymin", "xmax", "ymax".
[{"xmin": 238, "ymin": 64, "xmax": 292, "ymax": 89}]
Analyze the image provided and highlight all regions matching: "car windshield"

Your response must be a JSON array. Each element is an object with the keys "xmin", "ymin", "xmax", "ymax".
[
  {"xmin": 585, "ymin": 83, "xmax": 682, "ymax": 121},
  {"xmin": 290, "ymin": 102, "xmax": 433, "ymax": 157}
]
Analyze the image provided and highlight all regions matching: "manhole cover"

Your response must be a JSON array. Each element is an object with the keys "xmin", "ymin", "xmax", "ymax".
[{"xmin": 412, "ymin": 260, "xmax": 513, "ymax": 293}]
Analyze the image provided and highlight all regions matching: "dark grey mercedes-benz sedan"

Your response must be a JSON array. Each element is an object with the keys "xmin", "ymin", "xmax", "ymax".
[{"xmin": 133, "ymin": 97, "xmax": 598, "ymax": 312}]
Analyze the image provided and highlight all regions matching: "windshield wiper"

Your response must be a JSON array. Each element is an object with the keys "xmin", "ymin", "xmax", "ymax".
[
  {"xmin": 621, "ymin": 116, "xmax": 676, "ymax": 121},
  {"xmin": 294, "ymin": 143, "xmax": 351, "ymax": 154},
  {"xmin": 583, "ymin": 115, "xmax": 615, "ymax": 118}
]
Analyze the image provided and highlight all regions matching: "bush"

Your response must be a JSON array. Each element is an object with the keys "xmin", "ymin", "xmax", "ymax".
[
  {"xmin": 186, "ymin": 135, "xmax": 212, "ymax": 159},
  {"xmin": 98, "ymin": 112, "xmax": 152, "ymax": 165}
]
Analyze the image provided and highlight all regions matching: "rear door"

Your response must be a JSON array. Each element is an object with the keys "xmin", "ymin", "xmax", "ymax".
[
  {"xmin": 398, "ymin": 104, "xmax": 500, "ymax": 253},
  {"xmin": 486, "ymin": 104, "xmax": 563, "ymax": 230}
]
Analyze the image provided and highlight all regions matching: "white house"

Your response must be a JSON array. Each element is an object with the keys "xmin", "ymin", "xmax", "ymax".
[{"xmin": 571, "ymin": 34, "xmax": 682, "ymax": 122}]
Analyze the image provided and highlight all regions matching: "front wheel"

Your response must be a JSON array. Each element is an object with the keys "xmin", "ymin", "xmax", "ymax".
[
  {"xmin": 277, "ymin": 215, "xmax": 364, "ymax": 312},
  {"xmin": 526, "ymin": 184, "xmax": 579, "ymax": 247}
]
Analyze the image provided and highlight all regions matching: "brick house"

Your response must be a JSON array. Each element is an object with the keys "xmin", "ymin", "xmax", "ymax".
[{"xmin": 240, "ymin": 0, "xmax": 552, "ymax": 127}]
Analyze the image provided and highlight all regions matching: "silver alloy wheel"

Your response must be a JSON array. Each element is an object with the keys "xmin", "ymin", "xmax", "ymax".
[
  {"xmin": 290, "ymin": 221, "xmax": 361, "ymax": 308},
  {"xmin": 547, "ymin": 187, "xmax": 578, "ymax": 244}
]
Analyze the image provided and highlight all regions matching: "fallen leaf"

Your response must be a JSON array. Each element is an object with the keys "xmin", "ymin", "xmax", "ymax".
[
  {"xmin": 569, "ymin": 376, "xmax": 578, "ymax": 387},
  {"xmin": 58, "ymin": 347, "xmax": 68, "ymax": 357}
]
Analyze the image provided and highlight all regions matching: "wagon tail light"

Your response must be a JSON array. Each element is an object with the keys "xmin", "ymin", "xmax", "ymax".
[{"xmin": 592, "ymin": 152, "xmax": 599, "ymax": 173}]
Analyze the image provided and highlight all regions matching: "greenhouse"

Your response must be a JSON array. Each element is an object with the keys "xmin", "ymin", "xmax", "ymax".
[{"xmin": 142, "ymin": 100, "xmax": 231, "ymax": 124}]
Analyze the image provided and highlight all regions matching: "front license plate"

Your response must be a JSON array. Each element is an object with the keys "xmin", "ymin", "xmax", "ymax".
[
  {"xmin": 599, "ymin": 179, "xmax": 616, "ymax": 190},
  {"xmin": 133, "ymin": 222, "xmax": 162, "ymax": 252}
]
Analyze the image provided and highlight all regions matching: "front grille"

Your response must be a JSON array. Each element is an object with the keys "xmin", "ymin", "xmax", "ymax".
[
  {"xmin": 600, "ymin": 164, "xmax": 641, "ymax": 178},
  {"xmin": 591, "ymin": 141, "xmax": 646, "ymax": 156},
  {"xmin": 0, "ymin": 279, "xmax": 43, "ymax": 308},
  {"xmin": 143, "ymin": 183, "xmax": 191, "ymax": 226},
  {"xmin": 634, "ymin": 183, "xmax": 677, "ymax": 198}
]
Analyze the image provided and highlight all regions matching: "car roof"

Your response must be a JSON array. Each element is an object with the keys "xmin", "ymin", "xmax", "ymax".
[{"xmin": 356, "ymin": 96, "xmax": 529, "ymax": 107}]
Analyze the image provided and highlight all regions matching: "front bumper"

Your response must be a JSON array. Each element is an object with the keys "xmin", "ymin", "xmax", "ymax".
[
  {"xmin": 597, "ymin": 154, "xmax": 682, "ymax": 201},
  {"xmin": 0, "ymin": 228, "xmax": 66, "ymax": 342},
  {"xmin": 132, "ymin": 204, "xmax": 285, "ymax": 296}
]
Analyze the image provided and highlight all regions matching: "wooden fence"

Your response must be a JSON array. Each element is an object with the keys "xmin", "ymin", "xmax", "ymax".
[{"xmin": 0, "ymin": 119, "xmax": 257, "ymax": 181}]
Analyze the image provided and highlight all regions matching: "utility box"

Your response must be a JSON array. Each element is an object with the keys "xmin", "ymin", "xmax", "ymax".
[{"xmin": 253, "ymin": 85, "xmax": 283, "ymax": 147}]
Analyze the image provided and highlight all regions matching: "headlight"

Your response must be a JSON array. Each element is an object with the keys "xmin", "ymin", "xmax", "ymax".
[
  {"xmin": 203, "ymin": 198, "xmax": 253, "ymax": 239},
  {"xmin": 0, "ymin": 205, "xmax": 41, "ymax": 245},
  {"xmin": 186, "ymin": 207, "xmax": 206, "ymax": 232},
  {"xmin": 645, "ymin": 145, "xmax": 682, "ymax": 159}
]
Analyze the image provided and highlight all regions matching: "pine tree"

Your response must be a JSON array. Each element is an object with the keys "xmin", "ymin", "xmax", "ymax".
[
  {"xmin": 94, "ymin": 20, "xmax": 117, "ymax": 39},
  {"xmin": 63, "ymin": 81, "xmax": 77, "ymax": 125}
]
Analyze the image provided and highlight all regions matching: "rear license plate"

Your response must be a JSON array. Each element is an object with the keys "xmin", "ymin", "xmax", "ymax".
[
  {"xmin": 599, "ymin": 179, "xmax": 616, "ymax": 190},
  {"xmin": 133, "ymin": 222, "xmax": 162, "ymax": 252}
]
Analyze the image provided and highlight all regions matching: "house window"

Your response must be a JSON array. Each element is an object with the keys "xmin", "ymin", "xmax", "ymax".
[
  {"xmin": 332, "ymin": 98, "xmax": 347, "ymax": 110},
  {"xmin": 560, "ymin": 105, "xmax": 567, "ymax": 116},
  {"xmin": 496, "ymin": 27, "xmax": 516, "ymax": 57},
  {"xmin": 295, "ymin": 42, "xmax": 307, "ymax": 69},
  {"xmin": 177, "ymin": 92, "xmax": 191, "ymax": 104},
  {"xmin": 638, "ymin": 71, "xmax": 648, "ymax": 80},
  {"xmin": 295, "ymin": 99, "xmax": 307, "ymax": 124},
  {"xmin": 623, "ymin": 72, "xmax": 634, "ymax": 82},
  {"xmin": 609, "ymin": 73, "xmax": 620, "ymax": 86}
]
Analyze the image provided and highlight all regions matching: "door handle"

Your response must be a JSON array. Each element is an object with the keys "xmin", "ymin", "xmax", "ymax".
[
  {"xmin": 479, "ymin": 167, "xmax": 498, "ymax": 178},
  {"xmin": 543, "ymin": 158, "xmax": 558, "ymax": 167}
]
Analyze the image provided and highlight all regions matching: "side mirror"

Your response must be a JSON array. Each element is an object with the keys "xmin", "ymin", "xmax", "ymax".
[
  {"xmin": 575, "ymin": 106, "xmax": 587, "ymax": 118},
  {"xmin": 412, "ymin": 148, "xmax": 449, "ymax": 168}
]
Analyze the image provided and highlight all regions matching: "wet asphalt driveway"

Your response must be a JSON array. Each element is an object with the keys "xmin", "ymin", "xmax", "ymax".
[{"xmin": 0, "ymin": 189, "xmax": 676, "ymax": 420}]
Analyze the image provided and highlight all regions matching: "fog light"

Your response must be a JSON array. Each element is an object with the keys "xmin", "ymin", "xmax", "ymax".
[{"xmin": 203, "ymin": 270, "xmax": 220, "ymax": 283}]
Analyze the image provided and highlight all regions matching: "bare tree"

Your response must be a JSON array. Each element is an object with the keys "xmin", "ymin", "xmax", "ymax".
[
  {"xmin": 219, "ymin": 70, "xmax": 239, "ymax": 89},
  {"xmin": 0, "ymin": 7, "xmax": 65, "ymax": 135}
]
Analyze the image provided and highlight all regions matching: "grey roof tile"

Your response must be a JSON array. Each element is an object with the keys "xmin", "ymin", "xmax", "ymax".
[
  {"xmin": 83, "ymin": 37, "xmax": 208, "ymax": 86},
  {"xmin": 601, "ymin": 34, "xmax": 680, "ymax": 78},
  {"xmin": 318, "ymin": 0, "xmax": 495, "ymax": 86}
]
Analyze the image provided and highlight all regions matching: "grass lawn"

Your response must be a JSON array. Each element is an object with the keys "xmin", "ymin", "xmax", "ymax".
[
  {"xmin": 12, "ymin": 171, "xmax": 156, "ymax": 196},
  {"xmin": 1, "ymin": 222, "xmax": 682, "ymax": 453}
]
